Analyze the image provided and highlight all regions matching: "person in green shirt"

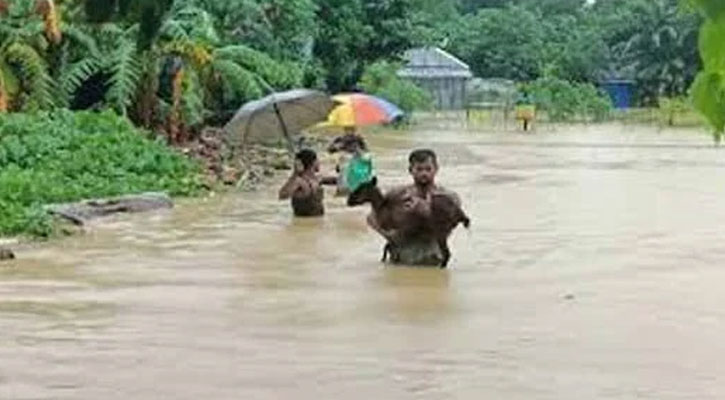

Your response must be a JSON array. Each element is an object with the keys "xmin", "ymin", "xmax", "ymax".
[
  {"xmin": 328, "ymin": 126, "xmax": 375, "ymax": 195},
  {"xmin": 515, "ymin": 90, "xmax": 536, "ymax": 131}
]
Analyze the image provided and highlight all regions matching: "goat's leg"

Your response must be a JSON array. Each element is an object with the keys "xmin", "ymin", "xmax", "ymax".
[
  {"xmin": 382, "ymin": 242, "xmax": 391, "ymax": 262},
  {"xmin": 437, "ymin": 238, "xmax": 451, "ymax": 268},
  {"xmin": 389, "ymin": 242, "xmax": 401, "ymax": 263}
]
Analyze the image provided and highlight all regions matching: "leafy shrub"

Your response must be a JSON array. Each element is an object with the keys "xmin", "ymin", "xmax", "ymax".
[
  {"xmin": 358, "ymin": 61, "xmax": 432, "ymax": 114},
  {"xmin": 525, "ymin": 77, "xmax": 613, "ymax": 122},
  {"xmin": 689, "ymin": 2, "xmax": 725, "ymax": 143},
  {"xmin": 0, "ymin": 110, "xmax": 202, "ymax": 237},
  {"xmin": 658, "ymin": 96, "xmax": 691, "ymax": 126}
]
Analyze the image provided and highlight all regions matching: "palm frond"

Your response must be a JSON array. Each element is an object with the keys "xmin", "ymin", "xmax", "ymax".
[
  {"xmin": 180, "ymin": 67, "xmax": 205, "ymax": 127},
  {"xmin": 4, "ymin": 42, "xmax": 54, "ymax": 110},
  {"xmin": 98, "ymin": 22, "xmax": 125, "ymax": 38},
  {"xmin": 0, "ymin": 60, "xmax": 20, "ymax": 97},
  {"xmin": 105, "ymin": 38, "xmax": 142, "ymax": 115},
  {"xmin": 62, "ymin": 25, "xmax": 100, "ymax": 57},
  {"xmin": 6, "ymin": 0, "xmax": 35, "ymax": 17},
  {"xmin": 160, "ymin": 19, "xmax": 188, "ymax": 42},
  {"xmin": 0, "ymin": 21, "xmax": 45, "ymax": 50},
  {"xmin": 163, "ymin": 40, "xmax": 212, "ymax": 69},
  {"xmin": 165, "ymin": 5, "xmax": 219, "ymax": 45},
  {"xmin": 59, "ymin": 57, "xmax": 101, "ymax": 102},
  {"xmin": 214, "ymin": 45, "xmax": 301, "ymax": 89},
  {"xmin": 211, "ymin": 58, "xmax": 264, "ymax": 103}
]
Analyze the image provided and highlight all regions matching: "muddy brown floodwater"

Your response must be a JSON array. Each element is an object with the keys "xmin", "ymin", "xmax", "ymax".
[{"xmin": 3, "ymin": 123, "xmax": 725, "ymax": 399}]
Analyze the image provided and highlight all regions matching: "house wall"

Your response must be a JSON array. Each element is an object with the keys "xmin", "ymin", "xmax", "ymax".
[{"xmin": 411, "ymin": 77, "xmax": 468, "ymax": 110}]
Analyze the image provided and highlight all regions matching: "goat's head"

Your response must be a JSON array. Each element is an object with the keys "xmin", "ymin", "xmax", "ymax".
[{"xmin": 347, "ymin": 176, "xmax": 379, "ymax": 207}]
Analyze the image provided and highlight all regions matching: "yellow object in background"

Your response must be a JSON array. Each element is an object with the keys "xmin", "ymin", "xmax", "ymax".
[
  {"xmin": 325, "ymin": 96, "xmax": 357, "ymax": 127},
  {"xmin": 515, "ymin": 105, "xmax": 536, "ymax": 121}
]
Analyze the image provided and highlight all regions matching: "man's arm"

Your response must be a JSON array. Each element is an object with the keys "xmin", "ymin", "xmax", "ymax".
[
  {"xmin": 320, "ymin": 176, "xmax": 338, "ymax": 186},
  {"xmin": 278, "ymin": 175, "xmax": 300, "ymax": 200}
]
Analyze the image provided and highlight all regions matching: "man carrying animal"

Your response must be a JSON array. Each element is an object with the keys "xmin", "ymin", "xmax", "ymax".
[{"xmin": 359, "ymin": 149, "xmax": 469, "ymax": 267}]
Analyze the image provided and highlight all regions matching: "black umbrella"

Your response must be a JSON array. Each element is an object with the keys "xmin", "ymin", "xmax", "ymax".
[{"xmin": 224, "ymin": 89, "xmax": 336, "ymax": 154}]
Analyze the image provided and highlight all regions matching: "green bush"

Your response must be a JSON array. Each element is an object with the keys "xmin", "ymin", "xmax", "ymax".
[
  {"xmin": 358, "ymin": 61, "xmax": 432, "ymax": 114},
  {"xmin": 658, "ymin": 96, "xmax": 693, "ymax": 126},
  {"xmin": 524, "ymin": 77, "xmax": 613, "ymax": 122},
  {"xmin": 0, "ymin": 110, "xmax": 202, "ymax": 237}
]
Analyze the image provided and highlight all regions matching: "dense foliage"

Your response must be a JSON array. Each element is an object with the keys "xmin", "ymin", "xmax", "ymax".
[
  {"xmin": 0, "ymin": 0, "xmax": 716, "ymax": 236},
  {"xmin": 313, "ymin": 0, "xmax": 421, "ymax": 92},
  {"xmin": 445, "ymin": 0, "xmax": 700, "ymax": 105},
  {"xmin": 0, "ymin": 110, "xmax": 201, "ymax": 236},
  {"xmin": 525, "ymin": 76, "xmax": 613, "ymax": 122},
  {"xmin": 0, "ymin": 0, "xmax": 705, "ymax": 123},
  {"xmin": 358, "ymin": 61, "xmax": 431, "ymax": 114},
  {"xmin": 689, "ymin": 0, "xmax": 725, "ymax": 142}
]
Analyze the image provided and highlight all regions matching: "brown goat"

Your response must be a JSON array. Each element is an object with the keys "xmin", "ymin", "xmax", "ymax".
[{"xmin": 347, "ymin": 177, "xmax": 470, "ymax": 267}]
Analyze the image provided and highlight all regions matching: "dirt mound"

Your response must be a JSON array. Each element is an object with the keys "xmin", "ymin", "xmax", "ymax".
[{"xmin": 181, "ymin": 128, "xmax": 328, "ymax": 190}]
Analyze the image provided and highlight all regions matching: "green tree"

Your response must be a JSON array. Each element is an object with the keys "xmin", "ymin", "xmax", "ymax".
[
  {"xmin": 358, "ymin": 61, "xmax": 430, "ymax": 113},
  {"xmin": 0, "ymin": 0, "xmax": 101, "ymax": 112},
  {"xmin": 458, "ymin": 0, "xmax": 512, "ymax": 13},
  {"xmin": 183, "ymin": 0, "xmax": 317, "ymax": 60},
  {"xmin": 408, "ymin": 0, "xmax": 460, "ymax": 46},
  {"xmin": 520, "ymin": 0, "xmax": 586, "ymax": 16},
  {"xmin": 592, "ymin": 0, "xmax": 700, "ymax": 104},
  {"xmin": 539, "ymin": 13, "xmax": 608, "ymax": 82},
  {"xmin": 76, "ymin": 1, "xmax": 303, "ymax": 138},
  {"xmin": 603, "ymin": 0, "xmax": 700, "ymax": 104},
  {"xmin": 689, "ymin": 0, "xmax": 725, "ymax": 143},
  {"xmin": 313, "ymin": 0, "xmax": 421, "ymax": 92},
  {"xmin": 449, "ymin": 5, "xmax": 545, "ymax": 81}
]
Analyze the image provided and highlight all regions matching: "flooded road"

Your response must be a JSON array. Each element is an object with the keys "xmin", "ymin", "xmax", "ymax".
[{"xmin": 3, "ymin": 123, "xmax": 725, "ymax": 399}]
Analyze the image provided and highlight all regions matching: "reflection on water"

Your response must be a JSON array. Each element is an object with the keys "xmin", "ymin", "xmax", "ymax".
[
  {"xmin": 377, "ymin": 267, "xmax": 455, "ymax": 323},
  {"xmin": 3, "ymin": 123, "xmax": 725, "ymax": 399}
]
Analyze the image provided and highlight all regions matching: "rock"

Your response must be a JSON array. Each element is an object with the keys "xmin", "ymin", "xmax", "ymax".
[
  {"xmin": 0, "ymin": 247, "xmax": 15, "ymax": 261},
  {"xmin": 47, "ymin": 192, "xmax": 173, "ymax": 226},
  {"xmin": 201, "ymin": 175, "xmax": 217, "ymax": 190},
  {"xmin": 221, "ymin": 166, "xmax": 241, "ymax": 185}
]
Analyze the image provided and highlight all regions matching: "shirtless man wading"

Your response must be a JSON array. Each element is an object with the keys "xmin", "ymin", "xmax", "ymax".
[{"xmin": 278, "ymin": 149, "xmax": 336, "ymax": 217}]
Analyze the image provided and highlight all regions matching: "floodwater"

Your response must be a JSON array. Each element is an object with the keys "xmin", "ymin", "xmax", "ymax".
[{"xmin": 3, "ymin": 122, "xmax": 725, "ymax": 399}]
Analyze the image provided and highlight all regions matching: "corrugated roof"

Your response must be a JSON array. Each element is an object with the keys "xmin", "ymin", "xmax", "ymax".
[{"xmin": 397, "ymin": 47, "xmax": 473, "ymax": 79}]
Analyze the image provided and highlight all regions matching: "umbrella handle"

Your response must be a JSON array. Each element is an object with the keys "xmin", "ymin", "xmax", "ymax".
[{"xmin": 273, "ymin": 103, "xmax": 296, "ymax": 156}]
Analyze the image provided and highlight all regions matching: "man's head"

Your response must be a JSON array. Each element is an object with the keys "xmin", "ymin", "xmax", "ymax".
[
  {"xmin": 408, "ymin": 149, "xmax": 438, "ymax": 187},
  {"xmin": 295, "ymin": 148, "xmax": 319, "ymax": 173},
  {"xmin": 327, "ymin": 133, "xmax": 367, "ymax": 154}
]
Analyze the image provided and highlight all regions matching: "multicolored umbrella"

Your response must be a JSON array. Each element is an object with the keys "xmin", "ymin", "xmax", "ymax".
[{"xmin": 323, "ymin": 93, "xmax": 404, "ymax": 128}]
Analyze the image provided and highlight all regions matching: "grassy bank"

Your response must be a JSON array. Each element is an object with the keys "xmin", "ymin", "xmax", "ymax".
[{"xmin": 0, "ymin": 110, "xmax": 203, "ymax": 237}]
